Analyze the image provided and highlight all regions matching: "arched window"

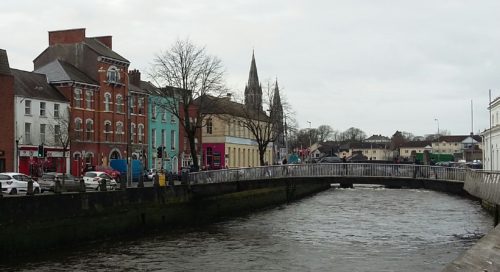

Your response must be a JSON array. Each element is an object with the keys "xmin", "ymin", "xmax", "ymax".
[
  {"xmin": 138, "ymin": 97, "xmax": 145, "ymax": 115},
  {"xmin": 116, "ymin": 122, "xmax": 124, "ymax": 142},
  {"xmin": 74, "ymin": 89, "xmax": 83, "ymax": 108},
  {"xmin": 206, "ymin": 118, "xmax": 213, "ymax": 134},
  {"xmin": 74, "ymin": 118, "xmax": 83, "ymax": 140},
  {"xmin": 106, "ymin": 66, "xmax": 120, "ymax": 83},
  {"xmin": 138, "ymin": 124, "xmax": 144, "ymax": 143},
  {"xmin": 131, "ymin": 123, "xmax": 136, "ymax": 143},
  {"xmin": 85, "ymin": 90, "xmax": 93, "ymax": 109},
  {"xmin": 86, "ymin": 119, "xmax": 94, "ymax": 141},
  {"xmin": 104, "ymin": 93, "xmax": 112, "ymax": 112},
  {"xmin": 116, "ymin": 95, "xmax": 124, "ymax": 113},
  {"xmin": 104, "ymin": 121, "xmax": 112, "ymax": 142},
  {"xmin": 130, "ymin": 96, "xmax": 135, "ymax": 114}
]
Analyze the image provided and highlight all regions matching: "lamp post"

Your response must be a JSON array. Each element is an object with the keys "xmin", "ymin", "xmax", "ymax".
[
  {"xmin": 434, "ymin": 118, "xmax": 440, "ymax": 162},
  {"xmin": 307, "ymin": 121, "xmax": 312, "ymax": 162}
]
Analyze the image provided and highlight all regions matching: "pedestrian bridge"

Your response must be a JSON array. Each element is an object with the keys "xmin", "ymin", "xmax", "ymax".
[{"xmin": 188, "ymin": 163, "xmax": 500, "ymax": 207}]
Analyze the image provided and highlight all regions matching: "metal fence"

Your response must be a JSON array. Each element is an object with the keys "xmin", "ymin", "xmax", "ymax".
[
  {"xmin": 465, "ymin": 170, "xmax": 500, "ymax": 205},
  {"xmin": 188, "ymin": 163, "xmax": 468, "ymax": 185}
]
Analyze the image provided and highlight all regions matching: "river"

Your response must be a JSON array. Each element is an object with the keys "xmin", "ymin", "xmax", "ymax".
[{"xmin": 4, "ymin": 186, "xmax": 493, "ymax": 272}]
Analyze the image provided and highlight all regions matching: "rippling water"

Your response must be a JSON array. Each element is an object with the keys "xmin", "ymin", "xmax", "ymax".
[{"xmin": 4, "ymin": 186, "xmax": 493, "ymax": 272}]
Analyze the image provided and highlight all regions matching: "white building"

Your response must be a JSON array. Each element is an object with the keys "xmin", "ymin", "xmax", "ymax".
[{"xmin": 482, "ymin": 97, "xmax": 500, "ymax": 170}]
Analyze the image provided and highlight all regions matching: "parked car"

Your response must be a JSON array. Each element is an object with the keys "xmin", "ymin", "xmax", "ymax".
[
  {"xmin": 95, "ymin": 165, "xmax": 121, "ymax": 180},
  {"xmin": 319, "ymin": 156, "xmax": 342, "ymax": 163},
  {"xmin": 39, "ymin": 172, "xmax": 81, "ymax": 192},
  {"xmin": 0, "ymin": 172, "xmax": 42, "ymax": 195},
  {"xmin": 83, "ymin": 171, "xmax": 117, "ymax": 191}
]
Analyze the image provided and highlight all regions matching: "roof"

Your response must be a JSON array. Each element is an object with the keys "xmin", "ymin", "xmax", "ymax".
[
  {"xmin": 350, "ymin": 142, "xmax": 389, "ymax": 149},
  {"xmin": 0, "ymin": 49, "xmax": 11, "ymax": 75},
  {"xmin": 438, "ymin": 135, "xmax": 482, "ymax": 143},
  {"xmin": 198, "ymin": 95, "xmax": 270, "ymax": 121},
  {"xmin": 84, "ymin": 38, "xmax": 129, "ymax": 63},
  {"xmin": 365, "ymin": 134, "xmax": 390, "ymax": 142},
  {"xmin": 400, "ymin": 141, "xmax": 432, "ymax": 148},
  {"xmin": 129, "ymin": 82, "xmax": 149, "ymax": 95},
  {"xmin": 11, "ymin": 69, "xmax": 68, "ymax": 102},
  {"xmin": 35, "ymin": 59, "xmax": 98, "ymax": 85}
]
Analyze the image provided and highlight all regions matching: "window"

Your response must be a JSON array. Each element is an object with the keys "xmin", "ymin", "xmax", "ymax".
[
  {"xmin": 40, "ymin": 124, "xmax": 46, "ymax": 144},
  {"xmin": 171, "ymin": 130, "xmax": 176, "ymax": 150},
  {"xmin": 171, "ymin": 114, "xmax": 176, "ymax": 123},
  {"xmin": 106, "ymin": 66, "xmax": 120, "ymax": 83},
  {"xmin": 25, "ymin": 100, "xmax": 31, "ymax": 115},
  {"xmin": 206, "ymin": 118, "xmax": 213, "ymax": 134},
  {"xmin": 162, "ymin": 110, "xmax": 167, "ymax": 122},
  {"xmin": 138, "ymin": 97, "xmax": 144, "ymax": 115},
  {"xmin": 86, "ymin": 119, "xmax": 94, "ymax": 141},
  {"xmin": 74, "ymin": 89, "xmax": 82, "ymax": 108},
  {"xmin": 24, "ymin": 123, "xmax": 31, "ymax": 144},
  {"xmin": 130, "ymin": 96, "xmax": 135, "ymax": 114},
  {"xmin": 55, "ymin": 125, "xmax": 61, "ymax": 144},
  {"xmin": 116, "ymin": 122, "xmax": 124, "ymax": 142},
  {"xmin": 152, "ymin": 129, "xmax": 156, "ymax": 147},
  {"xmin": 138, "ymin": 124, "xmax": 144, "ymax": 143},
  {"xmin": 104, "ymin": 93, "xmax": 112, "ymax": 112},
  {"xmin": 54, "ymin": 104, "xmax": 60, "ymax": 118},
  {"xmin": 85, "ymin": 90, "xmax": 93, "ymax": 109},
  {"xmin": 104, "ymin": 121, "xmax": 112, "ymax": 142},
  {"xmin": 74, "ymin": 118, "xmax": 82, "ymax": 140},
  {"xmin": 161, "ymin": 129, "xmax": 166, "ymax": 146},
  {"xmin": 116, "ymin": 95, "xmax": 124, "ymax": 113},
  {"xmin": 131, "ymin": 123, "xmax": 136, "ymax": 143},
  {"xmin": 152, "ymin": 102, "xmax": 157, "ymax": 119},
  {"xmin": 40, "ymin": 102, "xmax": 46, "ymax": 117}
]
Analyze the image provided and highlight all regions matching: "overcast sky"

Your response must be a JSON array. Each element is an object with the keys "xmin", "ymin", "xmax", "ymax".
[{"xmin": 2, "ymin": 0, "xmax": 499, "ymax": 138}]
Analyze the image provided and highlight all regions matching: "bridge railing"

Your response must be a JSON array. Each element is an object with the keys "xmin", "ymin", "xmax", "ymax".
[
  {"xmin": 464, "ymin": 170, "xmax": 500, "ymax": 205},
  {"xmin": 188, "ymin": 163, "xmax": 468, "ymax": 185}
]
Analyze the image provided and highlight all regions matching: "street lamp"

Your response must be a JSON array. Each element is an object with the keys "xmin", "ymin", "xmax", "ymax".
[
  {"xmin": 307, "ymin": 121, "xmax": 312, "ymax": 162},
  {"xmin": 434, "ymin": 118, "xmax": 440, "ymax": 162}
]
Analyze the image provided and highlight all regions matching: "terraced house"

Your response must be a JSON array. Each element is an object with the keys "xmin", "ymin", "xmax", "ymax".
[{"xmin": 33, "ymin": 28, "xmax": 148, "ymax": 176}]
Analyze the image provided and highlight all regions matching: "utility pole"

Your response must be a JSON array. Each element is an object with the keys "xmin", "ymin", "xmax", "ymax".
[{"xmin": 127, "ymin": 94, "xmax": 132, "ymax": 187}]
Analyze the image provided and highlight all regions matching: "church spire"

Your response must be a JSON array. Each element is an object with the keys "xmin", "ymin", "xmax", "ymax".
[{"xmin": 244, "ymin": 50, "xmax": 263, "ymax": 112}]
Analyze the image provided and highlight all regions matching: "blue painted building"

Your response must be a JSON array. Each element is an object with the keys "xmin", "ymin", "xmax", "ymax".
[{"xmin": 141, "ymin": 81, "xmax": 179, "ymax": 173}]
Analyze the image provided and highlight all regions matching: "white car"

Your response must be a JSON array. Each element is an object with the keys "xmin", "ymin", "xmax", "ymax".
[
  {"xmin": 83, "ymin": 171, "xmax": 117, "ymax": 191},
  {"xmin": 0, "ymin": 172, "xmax": 42, "ymax": 195}
]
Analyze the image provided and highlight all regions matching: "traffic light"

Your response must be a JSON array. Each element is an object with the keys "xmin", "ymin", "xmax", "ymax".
[
  {"xmin": 38, "ymin": 144, "xmax": 44, "ymax": 157},
  {"xmin": 157, "ymin": 146, "xmax": 163, "ymax": 158}
]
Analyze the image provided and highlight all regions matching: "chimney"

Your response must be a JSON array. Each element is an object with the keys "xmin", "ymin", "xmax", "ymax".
[
  {"xmin": 49, "ymin": 28, "xmax": 86, "ymax": 46},
  {"xmin": 128, "ymin": 69, "xmax": 141, "ymax": 86},
  {"xmin": 92, "ymin": 35, "xmax": 112, "ymax": 49},
  {"xmin": 225, "ymin": 93, "xmax": 232, "ymax": 101},
  {"xmin": 0, "ymin": 49, "xmax": 11, "ymax": 75}
]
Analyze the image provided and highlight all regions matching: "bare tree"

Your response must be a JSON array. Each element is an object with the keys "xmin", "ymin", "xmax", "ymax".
[
  {"xmin": 341, "ymin": 127, "xmax": 366, "ymax": 142},
  {"xmin": 238, "ymin": 82, "xmax": 281, "ymax": 166},
  {"xmin": 150, "ymin": 38, "xmax": 226, "ymax": 170},
  {"xmin": 47, "ymin": 106, "xmax": 72, "ymax": 189},
  {"xmin": 317, "ymin": 125, "xmax": 333, "ymax": 142}
]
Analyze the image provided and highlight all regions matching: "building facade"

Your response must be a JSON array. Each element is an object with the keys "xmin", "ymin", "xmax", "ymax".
[{"xmin": 34, "ymin": 28, "xmax": 147, "ymax": 176}]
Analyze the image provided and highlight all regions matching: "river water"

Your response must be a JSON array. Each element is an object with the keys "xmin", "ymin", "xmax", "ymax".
[{"xmin": 5, "ymin": 186, "xmax": 493, "ymax": 272}]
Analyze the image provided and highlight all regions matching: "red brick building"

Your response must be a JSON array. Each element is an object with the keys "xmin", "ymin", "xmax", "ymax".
[
  {"xmin": 34, "ymin": 28, "xmax": 148, "ymax": 176},
  {"xmin": 0, "ymin": 50, "xmax": 15, "ymax": 172}
]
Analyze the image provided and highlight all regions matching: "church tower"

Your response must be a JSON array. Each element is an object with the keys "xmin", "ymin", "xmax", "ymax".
[{"xmin": 244, "ymin": 51, "xmax": 263, "ymax": 112}]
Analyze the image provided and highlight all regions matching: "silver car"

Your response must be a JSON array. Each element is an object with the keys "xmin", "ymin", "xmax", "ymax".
[{"xmin": 0, "ymin": 172, "xmax": 42, "ymax": 195}]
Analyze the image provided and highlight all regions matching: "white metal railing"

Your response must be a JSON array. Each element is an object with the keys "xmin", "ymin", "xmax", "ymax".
[
  {"xmin": 465, "ymin": 170, "xmax": 500, "ymax": 205},
  {"xmin": 188, "ymin": 163, "xmax": 468, "ymax": 185}
]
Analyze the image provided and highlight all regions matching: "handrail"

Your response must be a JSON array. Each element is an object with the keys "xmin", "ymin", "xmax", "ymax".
[
  {"xmin": 188, "ymin": 163, "xmax": 467, "ymax": 184},
  {"xmin": 189, "ymin": 163, "xmax": 500, "ymax": 205}
]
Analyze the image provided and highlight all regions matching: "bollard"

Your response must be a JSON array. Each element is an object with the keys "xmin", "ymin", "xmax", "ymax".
[
  {"xmin": 99, "ymin": 179, "xmax": 107, "ymax": 191},
  {"xmin": 138, "ymin": 175, "xmax": 144, "ymax": 188},
  {"xmin": 79, "ymin": 178, "xmax": 86, "ymax": 192},
  {"xmin": 27, "ymin": 180, "xmax": 34, "ymax": 195},
  {"xmin": 120, "ymin": 175, "xmax": 127, "ymax": 190},
  {"xmin": 0, "ymin": 181, "xmax": 3, "ymax": 198},
  {"xmin": 54, "ymin": 179, "xmax": 62, "ymax": 194}
]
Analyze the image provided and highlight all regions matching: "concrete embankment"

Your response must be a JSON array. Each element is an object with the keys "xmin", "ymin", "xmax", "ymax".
[
  {"xmin": 442, "ymin": 224, "xmax": 500, "ymax": 271},
  {"xmin": 0, "ymin": 177, "xmax": 331, "ymax": 258}
]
